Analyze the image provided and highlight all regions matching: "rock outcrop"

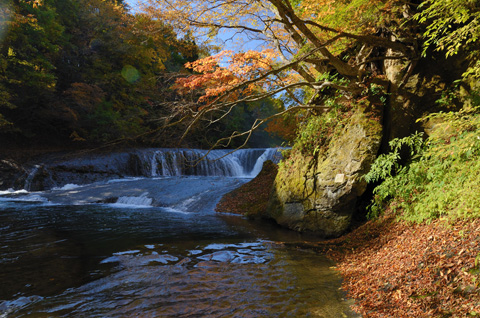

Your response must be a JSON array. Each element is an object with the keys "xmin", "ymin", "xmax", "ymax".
[
  {"xmin": 266, "ymin": 107, "xmax": 383, "ymax": 237},
  {"xmin": 0, "ymin": 159, "xmax": 27, "ymax": 190}
]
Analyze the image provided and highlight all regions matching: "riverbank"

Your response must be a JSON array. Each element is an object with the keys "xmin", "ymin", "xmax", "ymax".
[
  {"xmin": 219, "ymin": 178, "xmax": 480, "ymax": 316},
  {"xmin": 290, "ymin": 215, "xmax": 480, "ymax": 317},
  {"xmin": 215, "ymin": 160, "xmax": 278, "ymax": 217}
]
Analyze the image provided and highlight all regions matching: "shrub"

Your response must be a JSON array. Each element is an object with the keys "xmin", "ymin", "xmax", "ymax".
[{"xmin": 365, "ymin": 105, "xmax": 480, "ymax": 222}]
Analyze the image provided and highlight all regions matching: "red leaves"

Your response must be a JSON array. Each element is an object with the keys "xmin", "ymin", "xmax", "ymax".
[
  {"xmin": 173, "ymin": 49, "xmax": 276, "ymax": 105},
  {"xmin": 310, "ymin": 217, "xmax": 480, "ymax": 317}
]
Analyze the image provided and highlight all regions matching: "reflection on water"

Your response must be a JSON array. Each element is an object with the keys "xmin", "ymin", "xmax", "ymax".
[
  {"xmin": 0, "ymin": 177, "xmax": 358, "ymax": 317},
  {"xmin": 5, "ymin": 242, "xmax": 353, "ymax": 317}
]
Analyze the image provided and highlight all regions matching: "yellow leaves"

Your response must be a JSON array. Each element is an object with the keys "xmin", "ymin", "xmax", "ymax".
[
  {"xmin": 142, "ymin": 0, "xmax": 265, "ymax": 37},
  {"xmin": 18, "ymin": 0, "xmax": 43, "ymax": 8},
  {"xmin": 32, "ymin": 0, "xmax": 42, "ymax": 9}
]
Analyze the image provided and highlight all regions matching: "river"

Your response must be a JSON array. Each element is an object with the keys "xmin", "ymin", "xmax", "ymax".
[{"xmin": 0, "ymin": 148, "xmax": 357, "ymax": 317}]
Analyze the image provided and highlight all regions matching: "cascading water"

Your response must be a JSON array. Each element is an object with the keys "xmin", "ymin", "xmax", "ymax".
[
  {"xmin": 0, "ymin": 147, "xmax": 358, "ymax": 317},
  {"xmin": 249, "ymin": 148, "xmax": 281, "ymax": 177},
  {"xmin": 114, "ymin": 192, "xmax": 154, "ymax": 208},
  {"xmin": 17, "ymin": 148, "xmax": 282, "ymax": 191},
  {"xmin": 134, "ymin": 148, "xmax": 281, "ymax": 178},
  {"xmin": 23, "ymin": 165, "xmax": 40, "ymax": 191}
]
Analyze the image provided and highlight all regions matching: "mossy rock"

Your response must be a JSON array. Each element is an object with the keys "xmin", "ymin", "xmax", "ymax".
[{"xmin": 266, "ymin": 107, "xmax": 382, "ymax": 237}]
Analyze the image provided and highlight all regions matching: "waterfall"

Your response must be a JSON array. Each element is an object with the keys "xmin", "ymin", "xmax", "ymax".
[
  {"xmin": 24, "ymin": 165, "xmax": 41, "ymax": 191},
  {"xmin": 18, "ymin": 148, "xmax": 283, "ymax": 191},
  {"xmin": 248, "ymin": 148, "xmax": 281, "ymax": 177},
  {"xmin": 134, "ymin": 148, "xmax": 281, "ymax": 178}
]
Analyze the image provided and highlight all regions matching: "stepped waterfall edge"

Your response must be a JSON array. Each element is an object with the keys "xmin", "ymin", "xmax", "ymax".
[{"xmin": 16, "ymin": 148, "xmax": 283, "ymax": 191}]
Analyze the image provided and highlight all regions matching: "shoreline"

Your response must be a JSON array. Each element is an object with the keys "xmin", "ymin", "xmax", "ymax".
[{"xmin": 291, "ymin": 216, "xmax": 480, "ymax": 317}]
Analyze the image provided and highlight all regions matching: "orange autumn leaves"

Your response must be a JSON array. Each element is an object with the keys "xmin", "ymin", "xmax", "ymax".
[{"xmin": 174, "ymin": 49, "xmax": 277, "ymax": 106}]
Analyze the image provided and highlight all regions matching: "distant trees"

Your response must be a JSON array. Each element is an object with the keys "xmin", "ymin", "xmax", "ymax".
[
  {"xmin": 2, "ymin": 0, "xmax": 478, "ymax": 149},
  {"xmin": 0, "ymin": 0, "xmax": 198, "ymax": 145}
]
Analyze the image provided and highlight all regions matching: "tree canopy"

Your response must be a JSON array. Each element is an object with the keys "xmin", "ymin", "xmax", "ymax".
[
  {"xmin": 0, "ymin": 0, "xmax": 201, "ymax": 145},
  {"xmin": 140, "ymin": 0, "xmax": 419, "ymax": 145},
  {"xmin": 1, "ymin": 0, "xmax": 479, "ymax": 148}
]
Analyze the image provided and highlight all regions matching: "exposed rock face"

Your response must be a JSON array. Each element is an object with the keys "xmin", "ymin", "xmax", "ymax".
[
  {"xmin": 266, "ymin": 108, "xmax": 382, "ymax": 237},
  {"xmin": 381, "ymin": 45, "xmax": 467, "ymax": 152},
  {"xmin": 0, "ymin": 160, "xmax": 27, "ymax": 190}
]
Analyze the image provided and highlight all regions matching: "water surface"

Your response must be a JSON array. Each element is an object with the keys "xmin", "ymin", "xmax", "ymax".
[{"xmin": 0, "ymin": 149, "xmax": 357, "ymax": 317}]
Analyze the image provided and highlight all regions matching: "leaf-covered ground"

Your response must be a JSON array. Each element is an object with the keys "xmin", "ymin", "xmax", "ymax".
[
  {"xmin": 296, "ymin": 216, "xmax": 480, "ymax": 317},
  {"xmin": 215, "ymin": 160, "xmax": 278, "ymax": 217}
]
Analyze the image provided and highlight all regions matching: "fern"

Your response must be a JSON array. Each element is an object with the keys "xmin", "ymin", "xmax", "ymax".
[{"xmin": 366, "ymin": 106, "xmax": 480, "ymax": 222}]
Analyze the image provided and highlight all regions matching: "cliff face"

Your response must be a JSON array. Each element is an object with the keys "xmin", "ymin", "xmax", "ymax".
[{"xmin": 266, "ymin": 107, "xmax": 382, "ymax": 237}]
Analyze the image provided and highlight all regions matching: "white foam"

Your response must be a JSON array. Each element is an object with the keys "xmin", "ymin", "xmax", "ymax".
[
  {"xmin": 100, "ymin": 256, "xmax": 121, "ymax": 264},
  {"xmin": 113, "ymin": 250, "xmax": 141, "ymax": 256},
  {"xmin": 52, "ymin": 184, "xmax": 81, "ymax": 191},
  {"xmin": 107, "ymin": 177, "xmax": 145, "ymax": 184},
  {"xmin": 0, "ymin": 189, "xmax": 28, "ymax": 195},
  {"xmin": 110, "ymin": 193, "xmax": 153, "ymax": 208},
  {"xmin": 161, "ymin": 207, "xmax": 191, "ymax": 215}
]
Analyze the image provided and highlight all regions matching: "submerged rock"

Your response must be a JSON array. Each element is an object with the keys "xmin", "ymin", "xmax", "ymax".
[{"xmin": 267, "ymin": 107, "xmax": 382, "ymax": 237}]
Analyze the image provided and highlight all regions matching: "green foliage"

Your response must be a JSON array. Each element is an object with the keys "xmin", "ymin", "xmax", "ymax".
[
  {"xmin": 415, "ymin": 0, "xmax": 480, "ymax": 78},
  {"xmin": 291, "ymin": 80, "xmax": 384, "ymax": 157},
  {"xmin": 86, "ymin": 101, "xmax": 120, "ymax": 142},
  {"xmin": 366, "ymin": 104, "xmax": 480, "ymax": 222},
  {"xmin": 294, "ymin": 0, "xmax": 394, "ymax": 33},
  {"xmin": 364, "ymin": 132, "xmax": 425, "ymax": 184},
  {"xmin": 0, "ymin": 0, "xmax": 197, "ymax": 145},
  {"xmin": 292, "ymin": 101, "xmax": 351, "ymax": 156}
]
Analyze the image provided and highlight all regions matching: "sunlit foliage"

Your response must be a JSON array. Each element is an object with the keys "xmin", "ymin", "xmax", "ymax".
[
  {"xmin": 366, "ymin": 102, "xmax": 480, "ymax": 222},
  {"xmin": 415, "ymin": 0, "xmax": 480, "ymax": 78}
]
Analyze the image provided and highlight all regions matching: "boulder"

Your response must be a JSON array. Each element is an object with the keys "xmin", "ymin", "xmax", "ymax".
[
  {"xmin": 0, "ymin": 159, "xmax": 27, "ymax": 190},
  {"xmin": 266, "ymin": 107, "xmax": 382, "ymax": 237}
]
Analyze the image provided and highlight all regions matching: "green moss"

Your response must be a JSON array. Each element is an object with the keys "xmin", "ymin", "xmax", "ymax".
[{"xmin": 266, "ymin": 101, "xmax": 383, "ymax": 236}]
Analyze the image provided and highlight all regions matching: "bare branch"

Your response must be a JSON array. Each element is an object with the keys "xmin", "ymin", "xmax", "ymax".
[{"xmin": 303, "ymin": 20, "xmax": 412, "ymax": 55}]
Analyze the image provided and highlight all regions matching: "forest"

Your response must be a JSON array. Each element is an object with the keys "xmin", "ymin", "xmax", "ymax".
[
  {"xmin": 0, "ymin": 0, "xmax": 280, "ymax": 149},
  {"xmin": 1, "ymin": 0, "xmax": 480, "ymax": 316}
]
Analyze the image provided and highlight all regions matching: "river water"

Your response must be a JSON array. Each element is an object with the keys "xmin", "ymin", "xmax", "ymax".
[{"xmin": 0, "ymin": 149, "xmax": 357, "ymax": 317}]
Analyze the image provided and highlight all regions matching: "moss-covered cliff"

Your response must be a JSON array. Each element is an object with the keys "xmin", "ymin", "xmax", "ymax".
[{"xmin": 266, "ymin": 104, "xmax": 382, "ymax": 237}]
